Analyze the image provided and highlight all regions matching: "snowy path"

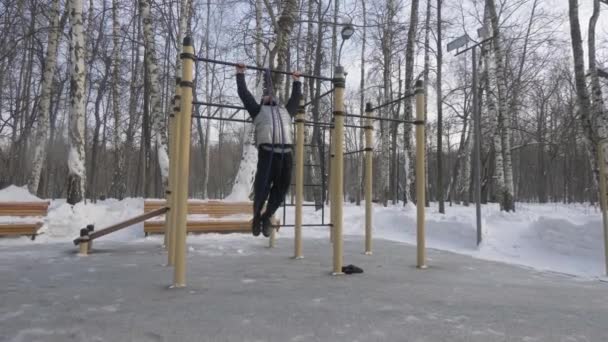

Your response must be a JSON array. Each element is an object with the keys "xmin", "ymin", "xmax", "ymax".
[{"xmin": 1, "ymin": 237, "xmax": 607, "ymax": 342}]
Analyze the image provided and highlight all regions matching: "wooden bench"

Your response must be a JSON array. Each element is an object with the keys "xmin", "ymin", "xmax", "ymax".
[
  {"xmin": 0, "ymin": 201, "xmax": 50, "ymax": 240},
  {"xmin": 143, "ymin": 200, "xmax": 279, "ymax": 235}
]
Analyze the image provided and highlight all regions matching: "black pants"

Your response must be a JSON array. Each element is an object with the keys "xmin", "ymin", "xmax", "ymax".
[{"xmin": 253, "ymin": 148, "xmax": 293, "ymax": 220}]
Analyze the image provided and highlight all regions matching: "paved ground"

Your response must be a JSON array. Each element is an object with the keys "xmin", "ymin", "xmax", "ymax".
[{"xmin": 1, "ymin": 236, "xmax": 607, "ymax": 342}]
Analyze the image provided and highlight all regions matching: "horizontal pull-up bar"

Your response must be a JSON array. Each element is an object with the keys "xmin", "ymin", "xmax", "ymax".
[
  {"xmin": 193, "ymin": 101, "xmax": 246, "ymax": 111},
  {"xmin": 192, "ymin": 115, "xmax": 251, "ymax": 124},
  {"xmin": 196, "ymin": 57, "xmax": 334, "ymax": 82},
  {"xmin": 343, "ymin": 113, "xmax": 417, "ymax": 125},
  {"xmin": 304, "ymin": 88, "xmax": 335, "ymax": 107},
  {"xmin": 370, "ymin": 92, "xmax": 415, "ymax": 112}
]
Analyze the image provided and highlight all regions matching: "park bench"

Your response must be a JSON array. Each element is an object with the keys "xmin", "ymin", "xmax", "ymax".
[
  {"xmin": 0, "ymin": 201, "xmax": 50, "ymax": 240},
  {"xmin": 143, "ymin": 200, "xmax": 279, "ymax": 235}
]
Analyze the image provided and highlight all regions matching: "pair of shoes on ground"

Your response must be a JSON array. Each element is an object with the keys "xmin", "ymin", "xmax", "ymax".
[
  {"xmin": 341, "ymin": 264, "xmax": 363, "ymax": 274},
  {"xmin": 252, "ymin": 215, "xmax": 273, "ymax": 238}
]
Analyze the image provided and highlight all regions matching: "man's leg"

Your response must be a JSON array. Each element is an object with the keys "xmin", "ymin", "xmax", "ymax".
[
  {"xmin": 253, "ymin": 149, "xmax": 273, "ymax": 236},
  {"xmin": 262, "ymin": 152, "xmax": 293, "ymax": 236}
]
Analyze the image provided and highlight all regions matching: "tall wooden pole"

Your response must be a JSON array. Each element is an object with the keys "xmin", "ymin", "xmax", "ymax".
[
  {"xmin": 332, "ymin": 66, "xmax": 345, "ymax": 275},
  {"xmin": 173, "ymin": 37, "xmax": 194, "ymax": 287},
  {"xmin": 294, "ymin": 98, "xmax": 305, "ymax": 259},
  {"xmin": 364, "ymin": 103, "xmax": 374, "ymax": 255},
  {"xmin": 415, "ymin": 80, "xmax": 427, "ymax": 269}
]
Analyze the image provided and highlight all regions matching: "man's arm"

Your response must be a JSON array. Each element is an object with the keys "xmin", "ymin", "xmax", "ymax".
[
  {"xmin": 285, "ymin": 72, "xmax": 302, "ymax": 116},
  {"xmin": 236, "ymin": 66, "xmax": 260, "ymax": 119}
]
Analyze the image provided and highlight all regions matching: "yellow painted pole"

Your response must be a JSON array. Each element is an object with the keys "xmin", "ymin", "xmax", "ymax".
[
  {"xmin": 166, "ymin": 78, "xmax": 181, "ymax": 266},
  {"xmin": 598, "ymin": 139, "xmax": 608, "ymax": 276},
  {"xmin": 364, "ymin": 103, "xmax": 374, "ymax": 255},
  {"xmin": 332, "ymin": 66, "xmax": 345, "ymax": 275},
  {"xmin": 415, "ymin": 80, "xmax": 427, "ymax": 269},
  {"xmin": 173, "ymin": 37, "xmax": 194, "ymax": 287},
  {"xmin": 294, "ymin": 99, "xmax": 305, "ymax": 259},
  {"xmin": 269, "ymin": 226, "xmax": 276, "ymax": 248}
]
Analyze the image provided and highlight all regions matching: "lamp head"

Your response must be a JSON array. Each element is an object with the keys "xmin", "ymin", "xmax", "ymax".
[{"xmin": 341, "ymin": 24, "xmax": 354, "ymax": 40}]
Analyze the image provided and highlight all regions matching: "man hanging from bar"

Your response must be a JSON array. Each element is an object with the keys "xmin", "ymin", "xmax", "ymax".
[{"xmin": 236, "ymin": 63, "xmax": 302, "ymax": 237}]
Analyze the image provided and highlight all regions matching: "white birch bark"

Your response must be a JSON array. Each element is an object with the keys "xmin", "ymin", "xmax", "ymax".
[
  {"xmin": 226, "ymin": 0, "xmax": 263, "ymax": 201},
  {"xmin": 140, "ymin": 0, "xmax": 169, "ymax": 188},
  {"xmin": 110, "ymin": 0, "xmax": 125, "ymax": 199},
  {"xmin": 486, "ymin": 0, "xmax": 514, "ymax": 211},
  {"xmin": 588, "ymin": 0, "xmax": 607, "ymax": 141},
  {"xmin": 66, "ymin": 0, "xmax": 87, "ymax": 205},
  {"xmin": 403, "ymin": 0, "xmax": 419, "ymax": 204},
  {"xmin": 28, "ymin": 0, "xmax": 61, "ymax": 194}
]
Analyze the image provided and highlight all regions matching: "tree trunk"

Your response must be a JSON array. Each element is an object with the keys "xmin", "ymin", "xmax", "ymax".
[
  {"xmin": 28, "ymin": 0, "xmax": 62, "ymax": 195},
  {"xmin": 404, "ymin": 0, "xmax": 419, "ymax": 204},
  {"xmin": 588, "ymin": 0, "xmax": 607, "ymax": 142},
  {"xmin": 66, "ymin": 0, "xmax": 87, "ymax": 205},
  {"xmin": 226, "ymin": 0, "xmax": 263, "ymax": 201},
  {"xmin": 436, "ymin": 0, "xmax": 444, "ymax": 213},
  {"xmin": 486, "ymin": 0, "xmax": 514, "ymax": 211},
  {"xmin": 568, "ymin": 0, "xmax": 598, "ymax": 186},
  {"xmin": 423, "ymin": 0, "xmax": 431, "ymax": 207},
  {"xmin": 140, "ymin": 0, "xmax": 169, "ymax": 190},
  {"xmin": 110, "ymin": 0, "xmax": 126, "ymax": 199}
]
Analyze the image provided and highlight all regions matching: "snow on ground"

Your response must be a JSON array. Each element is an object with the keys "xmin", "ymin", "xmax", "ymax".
[
  {"xmin": 0, "ymin": 185, "xmax": 605, "ymax": 279},
  {"xmin": 0, "ymin": 185, "xmax": 45, "ymax": 202}
]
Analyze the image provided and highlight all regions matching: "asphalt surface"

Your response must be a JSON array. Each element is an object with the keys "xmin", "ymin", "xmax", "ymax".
[{"xmin": 1, "ymin": 236, "xmax": 606, "ymax": 342}]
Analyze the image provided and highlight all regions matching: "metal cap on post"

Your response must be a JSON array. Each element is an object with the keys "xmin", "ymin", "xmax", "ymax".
[
  {"xmin": 332, "ymin": 66, "xmax": 346, "ymax": 275},
  {"xmin": 414, "ymin": 80, "xmax": 427, "ymax": 269},
  {"xmin": 364, "ymin": 102, "xmax": 374, "ymax": 255},
  {"xmin": 172, "ymin": 36, "xmax": 195, "ymax": 288}
]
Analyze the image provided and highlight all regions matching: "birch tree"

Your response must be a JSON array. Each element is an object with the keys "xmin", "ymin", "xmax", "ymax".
[
  {"xmin": 403, "ymin": 0, "xmax": 419, "ymax": 204},
  {"xmin": 66, "ymin": 0, "xmax": 87, "ymax": 204},
  {"xmin": 436, "ymin": 0, "xmax": 445, "ymax": 213},
  {"xmin": 109, "ymin": 0, "xmax": 125, "ymax": 199},
  {"xmin": 226, "ymin": 0, "xmax": 263, "ymax": 201},
  {"xmin": 486, "ymin": 0, "xmax": 515, "ymax": 211},
  {"xmin": 140, "ymin": 0, "xmax": 169, "ymax": 189},
  {"xmin": 28, "ymin": 0, "xmax": 62, "ymax": 194}
]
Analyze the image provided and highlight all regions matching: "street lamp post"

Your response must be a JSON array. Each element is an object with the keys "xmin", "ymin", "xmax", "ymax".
[
  {"xmin": 448, "ymin": 30, "xmax": 491, "ymax": 246},
  {"xmin": 331, "ymin": 23, "xmax": 353, "ymax": 274}
]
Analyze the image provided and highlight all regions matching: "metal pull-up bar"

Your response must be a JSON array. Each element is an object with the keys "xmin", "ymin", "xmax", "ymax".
[
  {"xmin": 369, "ymin": 92, "xmax": 416, "ymax": 112},
  {"xmin": 196, "ymin": 57, "xmax": 334, "ymax": 82}
]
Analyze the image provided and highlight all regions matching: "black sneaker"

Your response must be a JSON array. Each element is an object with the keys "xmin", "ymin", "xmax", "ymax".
[
  {"xmin": 262, "ymin": 217, "xmax": 273, "ymax": 237},
  {"xmin": 252, "ymin": 216, "xmax": 262, "ymax": 236}
]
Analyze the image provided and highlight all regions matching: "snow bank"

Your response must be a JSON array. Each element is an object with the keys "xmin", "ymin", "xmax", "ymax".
[
  {"xmin": 1, "ymin": 194, "xmax": 605, "ymax": 279},
  {"xmin": 41, "ymin": 198, "xmax": 144, "ymax": 240},
  {"xmin": 0, "ymin": 185, "xmax": 45, "ymax": 202}
]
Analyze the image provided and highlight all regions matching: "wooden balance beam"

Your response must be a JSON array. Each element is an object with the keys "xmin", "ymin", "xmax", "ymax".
[
  {"xmin": 0, "ymin": 201, "xmax": 50, "ymax": 240},
  {"xmin": 74, "ymin": 207, "xmax": 169, "ymax": 255}
]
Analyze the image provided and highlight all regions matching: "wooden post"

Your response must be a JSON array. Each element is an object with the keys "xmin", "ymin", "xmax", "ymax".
[
  {"xmin": 166, "ymin": 75, "xmax": 181, "ymax": 266},
  {"xmin": 415, "ymin": 80, "xmax": 427, "ymax": 269},
  {"xmin": 78, "ymin": 228, "xmax": 89, "ymax": 256},
  {"xmin": 269, "ymin": 227, "xmax": 276, "ymax": 248},
  {"xmin": 173, "ymin": 37, "xmax": 194, "ymax": 287},
  {"xmin": 332, "ymin": 66, "xmax": 345, "ymax": 275},
  {"xmin": 294, "ymin": 98, "xmax": 305, "ymax": 259},
  {"xmin": 364, "ymin": 103, "xmax": 374, "ymax": 255},
  {"xmin": 598, "ymin": 139, "xmax": 608, "ymax": 276}
]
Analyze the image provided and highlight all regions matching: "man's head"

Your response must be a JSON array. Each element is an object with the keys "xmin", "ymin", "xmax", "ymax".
[{"xmin": 261, "ymin": 95, "xmax": 274, "ymax": 105}]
